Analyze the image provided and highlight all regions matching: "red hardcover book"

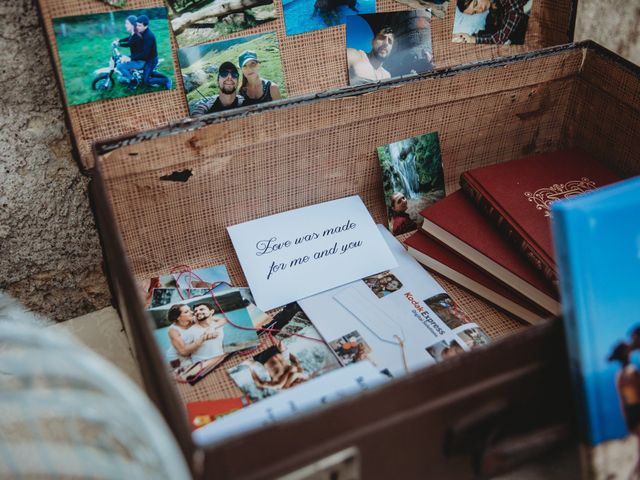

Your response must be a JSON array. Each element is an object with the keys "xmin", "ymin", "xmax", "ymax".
[
  {"xmin": 405, "ymin": 230, "xmax": 549, "ymax": 325},
  {"xmin": 419, "ymin": 190, "xmax": 560, "ymax": 315},
  {"xmin": 460, "ymin": 149, "xmax": 622, "ymax": 283},
  {"xmin": 186, "ymin": 397, "xmax": 249, "ymax": 431}
]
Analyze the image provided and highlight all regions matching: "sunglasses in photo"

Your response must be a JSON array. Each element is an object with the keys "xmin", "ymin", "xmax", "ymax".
[{"xmin": 219, "ymin": 69, "xmax": 240, "ymax": 79}]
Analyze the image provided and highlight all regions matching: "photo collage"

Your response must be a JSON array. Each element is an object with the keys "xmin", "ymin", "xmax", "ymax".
[{"xmin": 52, "ymin": 0, "xmax": 533, "ymax": 107}]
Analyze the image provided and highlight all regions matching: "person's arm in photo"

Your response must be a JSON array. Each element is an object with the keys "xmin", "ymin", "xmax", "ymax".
[
  {"xmin": 346, "ymin": 48, "xmax": 360, "ymax": 72},
  {"xmin": 117, "ymin": 36, "xmax": 131, "ymax": 48},
  {"xmin": 190, "ymin": 97, "xmax": 215, "ymax": 117},
  {"xmin": 168, "ymin": 328, "xmax": 206, "ymax": 357},
  {"xmin": 269, "ymin": 83, "xmax": 282, "ymax": 101},
  {"xmin": 250, "ymin": 363, "xmax": 291, "ymax": 390}
]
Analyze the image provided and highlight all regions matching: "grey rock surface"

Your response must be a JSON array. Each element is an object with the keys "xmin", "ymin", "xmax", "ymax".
[
  {"xmin": 0, "ymin": 0, "xmax": 638, "ymax": 322},
  {"xmin": 575, "ymin": 0, "xmax": 640, "ymax": 66},
  {"xmin": 0, "ymin": 1, "xmax": 110, "ymax": 321}
]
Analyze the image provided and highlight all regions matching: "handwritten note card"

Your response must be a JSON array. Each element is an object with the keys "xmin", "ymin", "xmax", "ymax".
[{"xmin": 227, "ymin": 196, "xmax": 397, "ymax": 311}]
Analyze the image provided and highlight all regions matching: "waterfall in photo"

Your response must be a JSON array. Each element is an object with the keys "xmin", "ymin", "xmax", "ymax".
[{"xmin": 387, "ymin": 139, "xmax": 419, "ymax": 199}]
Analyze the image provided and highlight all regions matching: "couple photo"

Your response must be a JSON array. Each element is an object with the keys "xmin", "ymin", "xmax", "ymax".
[
  {"xmin": 178, "ymin": 32, "xmax": 287, "ymax": 116},
  {"xmin": 53, "ymin": 8, "xmax": 175, "ymax": 106},
  {"xmin": 148, "ymin": 288, "xmax": 265, "ymax": 381},
  {"xmin": 227, "ymin": 303, "xmax": 341, "ymax": 401},
  {"xmin": 166, "ymin": 303, "xmax": 228, "ymax": 371}
]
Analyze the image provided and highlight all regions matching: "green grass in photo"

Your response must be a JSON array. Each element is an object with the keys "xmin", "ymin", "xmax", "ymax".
[
  {"xmin": 178, "ymin": 32, "xmax": 286, "ymax": 107},
  {"xmin": 53, "ymin": 8, "xmax": 176, "ymax": 106}
]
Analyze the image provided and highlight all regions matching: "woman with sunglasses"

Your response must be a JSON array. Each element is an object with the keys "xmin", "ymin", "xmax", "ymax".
[
  {"xmin": 238, "ymin": 50, "xmax": 282, "ymax": 106},
  {"xmin": 190, "ymin": 61, "xmax": 245, "ymax": 116}
]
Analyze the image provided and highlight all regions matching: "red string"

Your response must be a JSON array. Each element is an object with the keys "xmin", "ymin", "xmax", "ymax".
[{"xmin": 168, "ymin": 265, "xmax": 324, "ymax": 344}]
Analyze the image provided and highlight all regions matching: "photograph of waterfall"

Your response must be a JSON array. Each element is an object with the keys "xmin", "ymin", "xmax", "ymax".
[{"xmin": 376, "ymin": 131, "xmax": 445, "ymax": 235}]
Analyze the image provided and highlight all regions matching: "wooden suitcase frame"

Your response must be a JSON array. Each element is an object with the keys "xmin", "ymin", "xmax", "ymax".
[{"xmin": 90, "ymin": 42, "xmax": 640, "ymax": 479}]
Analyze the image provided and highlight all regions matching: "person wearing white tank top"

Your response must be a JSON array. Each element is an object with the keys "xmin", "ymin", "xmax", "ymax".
[
  {"xmin": 191, "ymin": 302, "xmax": 226, "ymax": 363},
  {"xmin": 166, "ymin": 304, "xmax": 209, "ymax": 368}
]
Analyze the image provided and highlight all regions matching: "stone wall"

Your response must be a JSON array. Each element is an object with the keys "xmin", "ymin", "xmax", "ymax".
[
  {"xmin": 0, "ymin": 0, "xmax": 638, "ymax": 321},
  {"xmin": 0, "ymin": 2, "xmax": 110, "ymax": 321}
]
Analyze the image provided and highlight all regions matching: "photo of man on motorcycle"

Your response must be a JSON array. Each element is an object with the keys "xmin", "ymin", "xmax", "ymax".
[
  {"xmin": 53, "ymin": 7, "xmax": 175, "ymax": 105},
  {"xmin": 114, "ymin": 14, "xmax": 172, "ymax": 90}
]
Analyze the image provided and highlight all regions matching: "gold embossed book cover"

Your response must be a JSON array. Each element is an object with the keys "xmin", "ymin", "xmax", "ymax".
[{"xmin": 459, "ymin": 149, "xmax": 622, "ymax": 283}]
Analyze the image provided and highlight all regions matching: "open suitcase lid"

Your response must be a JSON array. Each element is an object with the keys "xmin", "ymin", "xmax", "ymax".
[
  {"xmin": 37, "ymin": 0, "xmax": 578, "ymax": 170},
  {"xmin": 91, "ymin": 40, "xmax": 640, "ymax": 478}
]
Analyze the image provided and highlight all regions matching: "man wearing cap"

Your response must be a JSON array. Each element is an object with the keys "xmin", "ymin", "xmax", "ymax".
[
  {"xmin": 190, "ymin": 62, "xmax": 245, "ymax": 115},
  {"xmin": 347, "ymin": 24, "xmax": 394, "ymax": 85}
]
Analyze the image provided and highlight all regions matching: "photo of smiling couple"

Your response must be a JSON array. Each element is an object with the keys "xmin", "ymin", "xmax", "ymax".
[{"xmin": 178, "ymin": 32, "xmax": 287, "ymax": 116}]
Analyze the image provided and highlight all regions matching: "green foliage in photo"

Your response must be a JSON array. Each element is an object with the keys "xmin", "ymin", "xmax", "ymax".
[
  {"xmin": 179, "ymin": 32, "xmax": 286, "ymax": 106},
  {"xmin": 378, "ymin": 131, "xmax": 445, "ymax": 206},
  {"xmin": 53, "ymin": 8, "xmax": 176, "ymax": 105}
]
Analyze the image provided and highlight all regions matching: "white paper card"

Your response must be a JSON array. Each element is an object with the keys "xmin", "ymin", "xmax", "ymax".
[
  {"xmin": 300, "ymin": 226, "xmax": 490, "ymax": 377},
  {"xmin": 192, "ymin": 361, "xmax": 388, "ymax": 447},
  {"xmin": 227, "ymin": 196, "xmax": 397, "ymax": 311}
]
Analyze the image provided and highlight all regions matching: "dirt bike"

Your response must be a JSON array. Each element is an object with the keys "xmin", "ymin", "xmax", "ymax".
[{"xmin": 92, "ymin": 44, "xmax": 170, "ymax": 91}]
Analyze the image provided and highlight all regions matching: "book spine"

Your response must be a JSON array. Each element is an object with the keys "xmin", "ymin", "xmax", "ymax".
[
  {"xmin": 550, "ymin": 207, "xmax": 593, "ymax": 445},
  {"xmin": 459, "ymin": 174, "xmax": 558, "ymax": 285}
]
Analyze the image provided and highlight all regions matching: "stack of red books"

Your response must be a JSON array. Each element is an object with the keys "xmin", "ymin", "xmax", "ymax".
[{"xmin": 405, "ymin": 149, "xmax": 621, "ymax": 324}]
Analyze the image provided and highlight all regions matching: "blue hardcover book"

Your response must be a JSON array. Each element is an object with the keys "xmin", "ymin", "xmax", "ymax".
[{"xmin": 551, "ymin": 175, "xmax": 640, "ymax": 478}]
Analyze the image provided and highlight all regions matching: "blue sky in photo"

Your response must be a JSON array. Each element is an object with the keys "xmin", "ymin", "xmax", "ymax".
[{"xmin": 346, "ymin": 15, "xmax": 374, "ymax": 52}]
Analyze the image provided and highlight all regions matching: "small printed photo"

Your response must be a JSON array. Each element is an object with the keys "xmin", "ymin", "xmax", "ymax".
[
  {"xmin": 149, "ymin": 288, "xmax": 261, "ymax": 374},
  {"xmin": 227, "ymin": 305, "xmax": 340, "ymax": 401},
  {"xmin": 424, "ymin": 293, "xmax": 473, "ymax": 330},
  {"xmin": 452, "ymin": 0, "xmax": 532, "ymax": 45},
  {"xmin": 362, "ymin": 271, "xmax": 403, "ymax": 298},
  {"xmin": 178, "ymin": 32, "xmax": 287, "ymax": 116},
  {"xmin": 52, "ymin": 8, "xmax": 175, "ymax": 106},
  {"xmin": 377, "ymin": 131, "xmax": 445, "ymax": 235},
  {"xmin": 143, "ymin": 264, "xmax": 230, "ymax": 307},
  {"xmin": 174, "ymin": 264, "xmax": 232, "ymax": 289},
  {"xmin": 456, "ymin": 326, "xmax": 492, "ymax": 349},
  {"xmin": 186, "ymin": 397, "xmax": 249, "ymax": 431},
  {"xmin": 150, "ymin": 288, "xmax": 210, "ymax": 308},
  {"xmin": 165, "ymin": 0, "xmax": 277, "ymax": 48},
  {"xmin": 346, "ymin": 11, "xmax": 433, "ymax": 86},
  {"xmin": 329, "ymin": 330, "xmax": 374, "ymax": 366},
  {"xmin": 426, "ymin": 338, "xmax": 466, "ymax": 362},
  {"xmin": 283, "ymin": 0, "xmax": 375, "ymax": 36}
]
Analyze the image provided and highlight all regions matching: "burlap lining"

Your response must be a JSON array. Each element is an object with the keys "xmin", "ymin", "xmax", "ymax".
[
  {"xmin": 93, "ymin": 46, "xmax": 640, "ymax": 405},
  {"xmin": 38, "ymin": 0, "xmax": 575, "ymax": 169}
]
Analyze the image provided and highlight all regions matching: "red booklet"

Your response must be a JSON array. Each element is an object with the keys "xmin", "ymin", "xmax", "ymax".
[
  {"xmin": 419, "ymin": 190, "xmax": 559, "ymax": 315},
  {"xmin": 405, "ymin": 230, "xmax": 549, "ymax": 324},
  {"xmin": 460, "ymin": 149, "xmax": 622, "ymax": 283},
  {"xmin": 186, "ymin": 397, "xmax": 249, "ymax": 431}
]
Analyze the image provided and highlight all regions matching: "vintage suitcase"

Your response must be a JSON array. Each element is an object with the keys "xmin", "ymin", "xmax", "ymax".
[
  {"xmin": 37, "ymin": 0, "xmax": 578, "ymax": 170},
  {"xmin": 89, "ymin": 41, "xmax": 640, "ymax": 479}
]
